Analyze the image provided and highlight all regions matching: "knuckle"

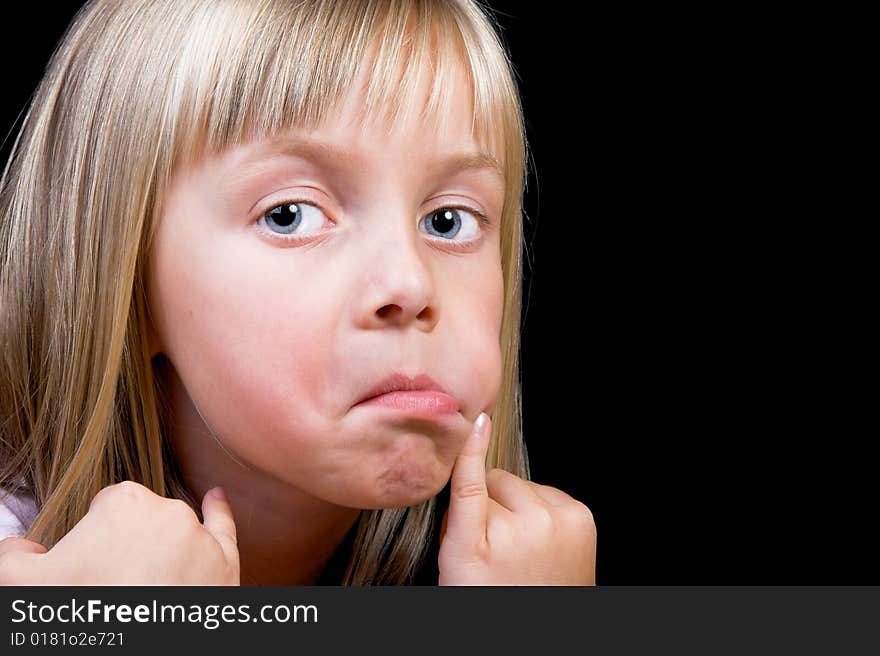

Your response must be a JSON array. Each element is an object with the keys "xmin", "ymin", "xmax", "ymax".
[
  {"xmin": 454, "ymin": 481, "xmax": 487, "ymax": 500},
  {"xmin": 89, "ymin": 486, "xmax": 115, "ymax": 510},
  {"xmin": 91, "ymin": 484, "xmax": 114, "ymax": 504},
  {"xmin": 529, "ymin": 504, "xmax": 554, "ymax": 531},
  {"xmin": 567, "ymin": 501, "xmax": 597, "ymax": 534},
  {"xmin": 125, "ymin": 479, "xmax": 153, "ymax": 495},
  {"xmin": 165, "ymin": 498, "xmax": 198, "ymax": 523},
  {"xmin": 113, "ymin": 480, "xmax": 149, "ymax": 501},
  {"xmin": 91, "ymin": 481, "xmax": 158, "ymax": 513},
  {"xmin": 486, "ymin": 468, "xmax": 506, "ymax": 483}
]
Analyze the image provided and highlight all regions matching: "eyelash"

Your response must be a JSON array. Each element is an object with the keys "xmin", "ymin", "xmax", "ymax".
[{"xmin": 254, "ymin": 199, "xmax": 492, "ymax": 250}]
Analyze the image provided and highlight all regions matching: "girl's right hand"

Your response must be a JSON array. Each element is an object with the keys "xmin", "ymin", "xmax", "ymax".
[{"xmin": 0, "ymin": 481, "xmax": 240, "ymax": 585}]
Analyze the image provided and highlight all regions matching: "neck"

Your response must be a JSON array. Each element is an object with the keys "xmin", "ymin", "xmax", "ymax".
[{"xmin": 159, "ymin": 358, "xmax": 362, "ymax": 585}]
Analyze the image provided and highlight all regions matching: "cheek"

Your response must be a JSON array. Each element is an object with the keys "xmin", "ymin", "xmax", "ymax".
[
  {"xmin": 460, "ymin": 324, "xmax": 502, "ymax": 418},
  {"xmin": 150, "ymin": 231, "xmax": 334, "ymax": 451},
  {"xmin": 457, "ymin": 261, "xmax": 505, "ymax": 416}
]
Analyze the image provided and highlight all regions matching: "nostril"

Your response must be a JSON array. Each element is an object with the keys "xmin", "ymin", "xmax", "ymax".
[
  {"xmin": 375, "ymin": 304, "xmax": 433, "ymax": 323},
  {"xmin": 377, "ymin": 304, "xmax": 401, "ymax": 319}
]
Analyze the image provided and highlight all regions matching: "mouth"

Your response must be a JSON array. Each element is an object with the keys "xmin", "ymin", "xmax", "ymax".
[{"xmin": 354, "ymin": 372, "xmax": 460, "ymax": 418}]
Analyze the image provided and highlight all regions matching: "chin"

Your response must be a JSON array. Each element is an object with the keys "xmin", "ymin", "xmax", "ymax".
[
  {"xmin": 329, "ymin": 486, "xmax": 444, "ymax": 510},
  {"xmin": 358, "ymin": 461, "xmax": 449, "ymax": 510}
]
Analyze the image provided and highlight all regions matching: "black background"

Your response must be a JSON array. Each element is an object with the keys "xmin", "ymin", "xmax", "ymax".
[{"xmin": 1, "ymin": 3, "xmax": 872, "ymax": 584}]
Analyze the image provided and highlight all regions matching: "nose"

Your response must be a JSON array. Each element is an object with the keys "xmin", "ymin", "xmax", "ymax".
[{"xmin": 356, "ymin": 222, "xmax": 439, "ymax": 331}]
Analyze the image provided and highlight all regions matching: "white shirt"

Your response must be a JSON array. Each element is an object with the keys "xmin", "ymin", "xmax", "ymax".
[{"xmin": 0, "ymin": 489, "xmax": 38, "ymax": 540}]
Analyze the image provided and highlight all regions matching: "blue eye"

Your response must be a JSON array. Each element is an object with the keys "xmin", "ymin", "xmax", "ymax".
[
  {"xmin": 420, "ymin": 207, "xmax": 486, "ymax": 243},
  {"xmin": 261, "ymin": 201, "xmax": 326, "ymax": 236},
  {"xmin": 256, "ymin": 199, "xmax": 490, "ymax": 247}
]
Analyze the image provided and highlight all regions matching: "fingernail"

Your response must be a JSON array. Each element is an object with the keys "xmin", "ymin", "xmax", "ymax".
[
  {"xmin": 474, "ymin": 412, "xmax": 489, "ymax": 435},
  {"xmin": 209, "ymin": 487, "xmax": 226, "ymax": 502}
]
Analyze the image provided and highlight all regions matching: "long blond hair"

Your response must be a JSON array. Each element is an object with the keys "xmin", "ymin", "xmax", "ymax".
[{"xmin": 0, "ymin": 0, "xmax": 528, "ymax": 585}]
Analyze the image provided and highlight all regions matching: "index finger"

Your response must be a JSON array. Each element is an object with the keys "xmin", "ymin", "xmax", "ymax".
[{"xmin": 445, "ymin": 412, "xmax": 492, "ymax": 549}]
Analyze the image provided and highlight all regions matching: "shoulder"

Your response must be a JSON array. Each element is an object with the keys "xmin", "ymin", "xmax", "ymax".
[{"xmin": 0, "ymin": 488, "xmax": 38, "ymax": 540}]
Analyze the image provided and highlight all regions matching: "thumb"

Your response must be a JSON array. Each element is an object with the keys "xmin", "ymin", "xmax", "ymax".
[
  {"xmin": 445, "ymin": 412, "xmax": 491, "ymax": 550},
  {"xmin": 201, "ymin": 487, "xmax": 239, "ymax": 566},
  {"xmin": 0, "ymin": 536, "xmax": 48, "ymax": 557}
]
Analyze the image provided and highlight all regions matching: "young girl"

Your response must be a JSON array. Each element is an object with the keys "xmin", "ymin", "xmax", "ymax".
[{"xmin": 0, "ymin": 0, "xmax": 596, "ymax": 585}]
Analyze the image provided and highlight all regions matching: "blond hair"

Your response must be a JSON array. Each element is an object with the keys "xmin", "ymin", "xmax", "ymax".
[{"xmin": 0, "ymin": 0, "xmax": 529, "ymax": 585}]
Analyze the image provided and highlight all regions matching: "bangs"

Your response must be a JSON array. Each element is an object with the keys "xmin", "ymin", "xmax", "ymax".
[{"xmin": 167, "ymin": 0, "xmax": 514, "ymax": 174}]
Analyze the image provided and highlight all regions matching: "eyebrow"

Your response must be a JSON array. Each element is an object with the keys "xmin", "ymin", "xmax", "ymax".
[{"xmin": 258, "ymin": 136, "xmax": 505, "ymax": 184}]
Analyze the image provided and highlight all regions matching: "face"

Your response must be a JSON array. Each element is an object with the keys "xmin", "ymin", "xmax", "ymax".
[{"xmin": 147, "ymin": 57, "xmax": 506, "ymax": 510}]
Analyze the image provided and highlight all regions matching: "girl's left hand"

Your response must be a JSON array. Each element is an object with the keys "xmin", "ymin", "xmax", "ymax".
[{"xmin": 438, "ymin": 413, "xmax": 597, "ymax": 585}]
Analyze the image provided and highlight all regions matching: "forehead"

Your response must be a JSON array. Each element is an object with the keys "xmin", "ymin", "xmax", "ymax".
[
  {"xmin": 215, "ymin": 45, "xmax": 506, "ymax": 187},
  {"xmin": 170, "ymin": 20, "xmax": 510, "ymax": 194},
  {"xmin": 317, "ymin": 44, "xmax": 502, "ymax": 163}
]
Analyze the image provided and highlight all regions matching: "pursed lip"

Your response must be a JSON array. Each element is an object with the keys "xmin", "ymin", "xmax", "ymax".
[{"xmin": 355, "ymin": 372, "xmax": 453, "ymax": 406}]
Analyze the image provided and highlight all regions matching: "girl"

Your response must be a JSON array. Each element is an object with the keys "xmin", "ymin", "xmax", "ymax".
[{"xmin": 0, "ymin": 0, "xmax": 596, "ymax": 585}]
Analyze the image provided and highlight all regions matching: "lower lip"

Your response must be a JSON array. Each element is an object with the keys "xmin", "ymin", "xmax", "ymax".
[{"xmin": 356, "ymin": 391, "xmax": 460, "ymax": 417}]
